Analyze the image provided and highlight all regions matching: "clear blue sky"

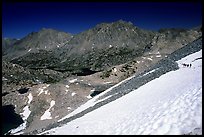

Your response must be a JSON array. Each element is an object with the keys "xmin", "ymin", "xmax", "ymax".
[{"xmin": 2, "ymin": 2, "xmax": 202, "ymax": 39}]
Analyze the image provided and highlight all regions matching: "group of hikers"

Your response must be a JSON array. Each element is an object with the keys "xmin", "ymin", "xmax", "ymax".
[{"xmin": 182, "ymin": 63, "xmax": 192, "ymax": 68}]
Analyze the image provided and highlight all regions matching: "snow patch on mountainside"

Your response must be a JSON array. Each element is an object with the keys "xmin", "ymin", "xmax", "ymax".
[{"xmin": 40, "ymin": 100, "xmax": 55, "ymax": 120}]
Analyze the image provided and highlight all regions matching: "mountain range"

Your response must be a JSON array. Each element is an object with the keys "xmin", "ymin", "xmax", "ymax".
[{"xmin": 2, "ymin": 20, "xmax": 202, "ymax": 135}]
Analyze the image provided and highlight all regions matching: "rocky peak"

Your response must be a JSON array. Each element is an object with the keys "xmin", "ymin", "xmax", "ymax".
[
  {"xmin": 67, "ymin": 20, "xmax": 155, "ymax": 51},
  {"xmin": 2, "ymin": 38, "xmax": 19, "ymax": 55},
  {"xmin": 3, "ymin": 28, "xmax": 73, "ymax": 61}
]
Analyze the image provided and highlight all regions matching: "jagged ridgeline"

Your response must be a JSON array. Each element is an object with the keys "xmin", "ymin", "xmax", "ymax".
[{"xmin": 3, "ymin": 20, "xmax": 202, "ymax": 75}]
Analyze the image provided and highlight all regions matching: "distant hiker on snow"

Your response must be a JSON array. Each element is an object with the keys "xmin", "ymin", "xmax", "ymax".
[{"xmin": 182, "ymin": 63, "xmax": 192, "ymax": 68}]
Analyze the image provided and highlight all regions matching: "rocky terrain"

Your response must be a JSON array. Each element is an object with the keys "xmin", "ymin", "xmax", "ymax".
[
  {"xmin": 3, "ymin": 28, "xmax": 73, "ymax": 61},
  {"xmin": 2, "ymin": 20, "xmax": 202, "ymax": 135},
  {"xmin": 2, "ymin": 38, "xmax": 19, "ymax": 55}
]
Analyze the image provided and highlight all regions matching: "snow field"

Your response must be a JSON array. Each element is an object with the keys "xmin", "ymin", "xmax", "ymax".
[{"xmin": 42, "ymin": 50, "xmax": 202, "ymax": 135}]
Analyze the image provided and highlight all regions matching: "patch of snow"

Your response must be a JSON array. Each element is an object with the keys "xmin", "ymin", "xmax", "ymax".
[
  {"xmin": 156, "ymin": 55, "xmax": 162, "ymax": 57},
  {"xmin": 43, "ymin": 50, "xmax": 202, "ymax": 135},
  {"xmin": 61, "ymin": 59, "xmax": 67, "ymax": 63},
  {"xmin": 21, "ymin": 106, "xmax": 31, "ymax": 121},
  {"xmin": 9, "ymin": 123, "xmax": 26, "ymax": 135},
  {"xmin": 143, "ymin": 68, "xmax": 159, "ymax": 76},
  {"xmin": 27, "ymin": 93, "xmax": 33, "ymax": 104},
  {"xmin": 2, "ymin": 77, "xmax": 8, "ymax": 81},
  {"xmin": 10, "ymin": 105, "xmax": 32, "ymax": 134},
  {"xmin": 104, "ymin": 82, "xmax": 112, "ymax": 84},
  {"xmin": 38, "ymin": 88, "xmax": 45, "ymax": 96},
  {"xmin": 71, "ymin": 92, "xmax": 76, "ymax": 96},
  {"xmin": 67, "ymin": 107, "xmax": 72, "ymax": 111},
  {"xmin": 113, "ymin": 68, "xmax": 117, "ymax": 72},
  {"xmin": 137, "ymin": 61, "xmax": 140, "ymax": 63},
  {"xmin": 65, "ymin": 85, "xmax": 69, "ymax": 88},
  {"xmin": 10, "ymin": 75, "xmax": 13, "ymax": 77},
  {"xmin": 55, "ymin": 116, "xmax": 59, "ymax": 118},
  {"xmin": 12, "ymin": 64, "xmax": 16, "ymax": 67},
  {"xmin": 38, "ymin": 84, "xmax": 50, "ymax": 96},
  {"xmin": 28, "ymin": 49, "xmax": 31, "ymax": 52},
  {"xmin": 44, "ymin": 90, "xmax": 48, "ymax": 94},
  {"xmin": 109, "ymin": 45, "xmax": 112, "ymax": 48},
  {"xmin": 12, "ymin": 131, "xmax": 25, "ymax": 135},
  {"xmin": 69, "ymin": 79, "xmax": 77, "ymax": 83},
  {"xmin": 147, "ymin": 57, "xmax": 153, "ymax": 61},
  {"xmin": 87, "ymin": 95, "xmax": 92, "ymax": 99},
  {"xmin": 40, "ymin": 100, "xmax": 55, "ymax": 120},
  {"xmin": 90, "ymin": 89, "xmax": 95, "ymax": 92}
]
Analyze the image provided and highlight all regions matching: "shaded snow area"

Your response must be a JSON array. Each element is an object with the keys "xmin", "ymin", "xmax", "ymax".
[
  {"xmin": 42, "ymin": 50, "xmax": 202, "ymax": 135},
  {"xmin": 41, "ymin": 100, "xmax": 55, "ymax": 120},
  {"xmin": 10, "ymin": 106, "xmax": 31, "ymax": 135},
  {"xmin": 9, "ymin": 93, "xmax": 34, "ymax": 135}
]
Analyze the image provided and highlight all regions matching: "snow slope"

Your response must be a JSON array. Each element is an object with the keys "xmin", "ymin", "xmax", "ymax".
[{"xmin": 41, "ymin": 50, "xmax": 202, "ymax": 135}]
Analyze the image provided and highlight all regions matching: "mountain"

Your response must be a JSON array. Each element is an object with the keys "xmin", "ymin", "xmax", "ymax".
[
  {"xmin": 152, "ymin": 27, "xmax": 202, "ymax": 54},
  {"xmin": 7, "ymin": 20, "xmax": 156, "ymax": 73},
  {"xmin": 7, "ymin": 20, "xmax": 201, "ymax": 75},
  {"xmin": 2, "ymin": 20, "xmax": 202, "ymax": 135},
  {"xmin": 3, "ymin": 28, "xmax": 73, "ymax": 61},
  {"xmin": 2, "ymin": 38, "xmax": 19, "ymax": 55}
]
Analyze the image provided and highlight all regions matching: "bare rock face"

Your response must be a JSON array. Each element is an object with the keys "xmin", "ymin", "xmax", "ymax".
[
  {"xmin": 2, "ymin": 38, "xmax": 19, "ymax": 55},
  {"xmin": 3, "ymin": 28, "xmax": 73, "ymax": 61},
  {"xmin": 150, "ymin": 28, "xmax": 202, "ymax": 55}
]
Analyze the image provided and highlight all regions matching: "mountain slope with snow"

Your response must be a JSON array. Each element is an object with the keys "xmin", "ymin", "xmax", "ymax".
[{"xmin": 41, "ymin": 48, "xmax": 202, "ymax": 135}]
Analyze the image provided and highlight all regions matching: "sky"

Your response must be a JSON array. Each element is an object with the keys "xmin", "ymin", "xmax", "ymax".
[{"xmin": 2, "ymin": 1, "xmax": 202, "ymax": 39}]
